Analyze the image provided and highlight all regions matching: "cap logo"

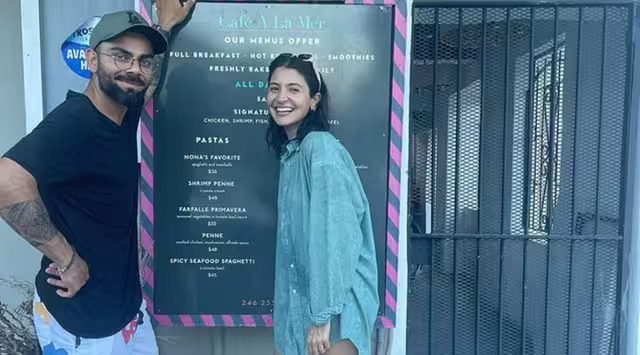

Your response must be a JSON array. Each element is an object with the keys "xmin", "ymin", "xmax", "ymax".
[{"xmin": 127, "ymin": 11, "xmax": 143, "ymax": 25}]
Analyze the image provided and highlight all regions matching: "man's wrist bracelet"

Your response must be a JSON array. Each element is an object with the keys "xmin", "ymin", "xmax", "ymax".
[{"xmin": 56, "ymin": 248, "xmax": 76, "ymax": 275}]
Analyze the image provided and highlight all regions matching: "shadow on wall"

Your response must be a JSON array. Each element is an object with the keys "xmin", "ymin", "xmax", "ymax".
[{"xmin": 0, "ymin": 276, "xmax": 39, "ymax": 355}]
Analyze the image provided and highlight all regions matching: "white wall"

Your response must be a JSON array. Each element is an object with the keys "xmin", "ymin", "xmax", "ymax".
[
  {"xmin": 0, "ymin": 0, "xmax": 40, "ymax": 310},
  {"xmin": 0, "ymin": 2, "xmax": 41, "ymax": 354}
]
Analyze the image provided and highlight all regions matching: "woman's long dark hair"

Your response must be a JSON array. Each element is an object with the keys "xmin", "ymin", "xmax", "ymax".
[{"xmin": 265, "ymin": 53, "xmax": 329, "ymax": 157}]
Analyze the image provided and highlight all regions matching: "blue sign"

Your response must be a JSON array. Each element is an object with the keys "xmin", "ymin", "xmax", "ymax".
[{"xmin": 61, "ymin": 16, "xmax": 101, "ymax": 79}]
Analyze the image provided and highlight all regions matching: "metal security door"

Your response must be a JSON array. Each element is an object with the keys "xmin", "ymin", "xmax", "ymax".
[{"xmin": 408, "ymin": 3, "xmax": 634, "ymax": 354}]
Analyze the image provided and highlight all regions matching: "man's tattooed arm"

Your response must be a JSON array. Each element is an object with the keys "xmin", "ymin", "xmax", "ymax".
[
  {"xmin": 144, "ymin": 1, "xmax": 197, "ymax": 104},
  {"xmin": 0, "ymin": 197, "xmax": 58, "ymax": 247},
  {"xmin": 144, "ymin": 51, "xmax": 168, "ymax": 104},
  {"xmin": 0, "ymin": 158, "xmax": 74, "ymax": 266}
]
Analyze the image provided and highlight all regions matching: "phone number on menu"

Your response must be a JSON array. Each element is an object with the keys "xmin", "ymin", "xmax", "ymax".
[{"xmin": 241, "ymin": 299, "xmax": 273, "ymax": 307}]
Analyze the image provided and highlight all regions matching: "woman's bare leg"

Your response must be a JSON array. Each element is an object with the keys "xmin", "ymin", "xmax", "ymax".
[{"xmin": 325, "ymin": 339, "xmax": 358, "ymax": 355}]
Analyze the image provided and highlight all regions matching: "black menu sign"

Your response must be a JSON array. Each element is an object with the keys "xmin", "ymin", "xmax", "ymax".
[{"xmin": 154, "ymin": 3, "xmax": 393, "ymax": 316}]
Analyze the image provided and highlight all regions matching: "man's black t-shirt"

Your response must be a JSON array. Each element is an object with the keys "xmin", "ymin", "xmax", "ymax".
[{"xmin": 4, "ymin": 91, "xmax": 142, "ymax": 338}]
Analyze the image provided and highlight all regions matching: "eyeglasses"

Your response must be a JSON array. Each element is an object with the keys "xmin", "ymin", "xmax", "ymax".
[
  {"xmin": 98, "ymin": 52, "xmax": 156, "ymax": 74},
  {"xmin": 279, "ymin": 53, "xmax": 312, "ymax": 61}
]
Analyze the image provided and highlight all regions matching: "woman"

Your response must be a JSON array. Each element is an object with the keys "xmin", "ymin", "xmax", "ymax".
[{"xmin": 266, "ymin": 53, "xmax": 379, "ymax": 355}]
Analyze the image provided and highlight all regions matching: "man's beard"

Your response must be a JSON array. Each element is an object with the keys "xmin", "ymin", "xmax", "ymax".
[{"xmin": 97, "ymin": 67, "xmax": 148, "ymax": 108}]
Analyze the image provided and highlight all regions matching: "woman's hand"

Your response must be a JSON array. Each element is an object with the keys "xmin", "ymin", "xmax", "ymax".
[{"xmin": 307, "ymin": 322, "xmax": 331, "ymax": 355}]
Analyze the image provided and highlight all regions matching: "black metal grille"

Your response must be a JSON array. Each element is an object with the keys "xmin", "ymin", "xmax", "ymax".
[{"xmin": 408, "ymin": 3, "xmax": 633, "ymax": 355}]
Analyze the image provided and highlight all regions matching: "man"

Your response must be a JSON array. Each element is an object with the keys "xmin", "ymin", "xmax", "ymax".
[{"xmin": 0, "ymin": 0, "xmax": 196, "ymax": 353}]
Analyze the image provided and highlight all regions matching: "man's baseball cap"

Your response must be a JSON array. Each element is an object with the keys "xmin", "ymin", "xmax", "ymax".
[{"xmin": 90, "ymin": 10, "xmax": 168, "ymax": 54}]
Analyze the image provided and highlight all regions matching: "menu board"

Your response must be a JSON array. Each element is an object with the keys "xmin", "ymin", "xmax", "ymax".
[{"xmin": 154, "ymin": 2, "xmax": 393, "ymax": 316}]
